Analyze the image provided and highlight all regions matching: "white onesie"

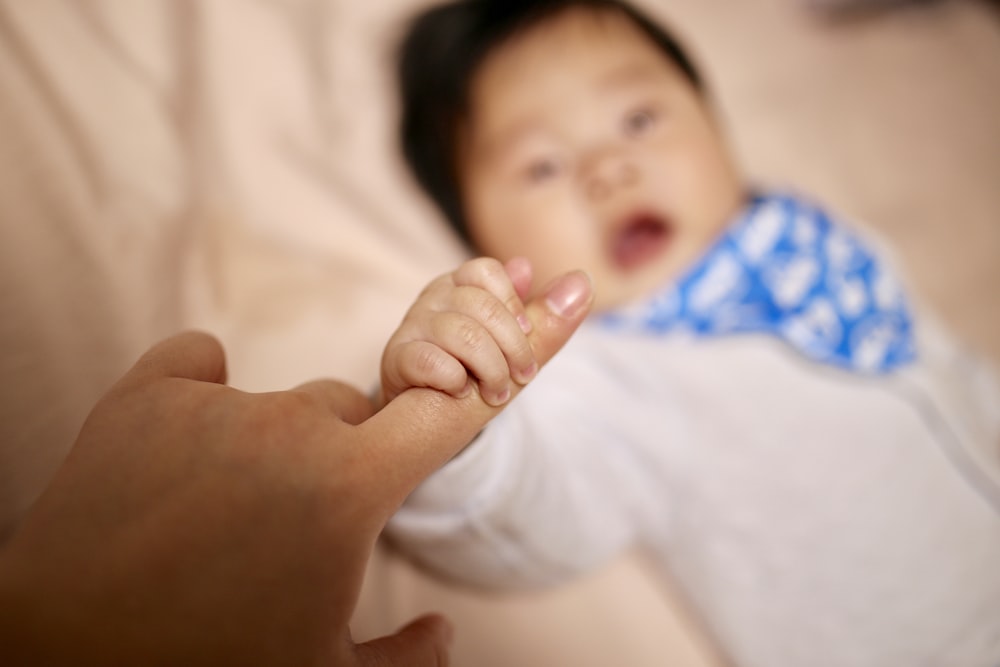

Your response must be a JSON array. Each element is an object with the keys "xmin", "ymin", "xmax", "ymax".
[{"xmin": 386, "ymin": 193, "xmax": 1000, "ymax": 667}]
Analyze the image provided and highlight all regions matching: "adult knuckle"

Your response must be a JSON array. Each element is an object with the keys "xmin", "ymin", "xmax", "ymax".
[{"xmin": 244, "ymin": 392, "xmax": 316, "ymax": 440}]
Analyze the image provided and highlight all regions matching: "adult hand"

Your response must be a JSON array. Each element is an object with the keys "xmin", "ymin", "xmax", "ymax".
[{"xmin": 0, "ymin": 271, "xmax": 593, "ymax": 666}]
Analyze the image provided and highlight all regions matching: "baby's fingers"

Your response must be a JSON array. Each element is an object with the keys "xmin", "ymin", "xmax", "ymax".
[
  {"xmin": 451, "ymin": 285, "xmax": 537, "ymax": 389},
  {"xmin": 384, "ymin": 340, "xmax": 471, "ymax": 404},
  {"xmin": 451, "ymin": 258, "xmax": 537, "ymax": 388},
  {"xmin": 453, "ymin": 257, "xmax": 532, "ymax": 335},
  {"xmin": 431, "ymin": 312, "xmax": 522, "ymax": 407}
]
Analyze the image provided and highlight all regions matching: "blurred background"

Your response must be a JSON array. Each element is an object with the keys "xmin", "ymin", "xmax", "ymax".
[{"xmin": 1, "ymin": 1, "xmax": 997, "ymax": 664}]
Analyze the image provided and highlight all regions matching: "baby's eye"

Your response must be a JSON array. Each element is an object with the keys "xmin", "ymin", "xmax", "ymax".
[
  {"xmin": 623, "ymin": 108, "xmax": 658, "ymax": 137},
  {"xmin": 524, "ymin": 158, "xmax": 561, "ymax": 184}
]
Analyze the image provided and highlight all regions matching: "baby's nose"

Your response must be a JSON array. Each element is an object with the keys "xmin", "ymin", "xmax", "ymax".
[{"xmin": 582, "ymin": 149, "xmax": 639, "ymax": 201}]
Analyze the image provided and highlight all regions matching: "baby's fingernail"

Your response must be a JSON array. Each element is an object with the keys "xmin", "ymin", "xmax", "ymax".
[
  {"xmin": 517, "ymin": 312, "xmax": 533, "ymax": 334},
  {"xmin": 518, "ymin": 362, "xmax": 537, "ymax": 383},
  {"xmin": 544, "ymin": 271, "xmax": 593, "ymax": 319},
  {"xmin": 491, "ymin": 386, "xmax": 511, "ymax": 406}
]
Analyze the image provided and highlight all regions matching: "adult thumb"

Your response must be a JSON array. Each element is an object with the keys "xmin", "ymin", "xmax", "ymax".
[
  {"xmin": 122, "ymin": 330, "xmax": 229, "ymax": 387},
  {"xmin": 353, "ymin": 614, "xmax": 453, "ymax": 667}
]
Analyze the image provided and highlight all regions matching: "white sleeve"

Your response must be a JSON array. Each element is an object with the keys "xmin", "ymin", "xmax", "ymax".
[{"xmin": 384, "ymin": 335, "xmax": 663, "ymax": 590}]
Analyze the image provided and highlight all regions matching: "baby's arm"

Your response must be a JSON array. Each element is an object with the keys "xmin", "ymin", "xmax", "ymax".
[{"xmin": 376, "ymin": 257, "xmax": 539, "ymax": 410}]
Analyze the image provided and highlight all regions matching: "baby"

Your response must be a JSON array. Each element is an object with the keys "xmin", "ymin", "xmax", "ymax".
[{"xmin": 378, "ymin": 1, "xmax": 1000, "ymax": 665}]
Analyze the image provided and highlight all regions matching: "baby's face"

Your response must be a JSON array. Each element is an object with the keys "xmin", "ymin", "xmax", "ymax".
[{"xmin": 458, "ymin": 8, "xmax": 745, "ymax": 311}]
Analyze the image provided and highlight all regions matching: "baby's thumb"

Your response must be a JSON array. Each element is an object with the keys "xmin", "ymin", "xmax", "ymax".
[{"xmin": 352, "ymin": 614, "xmax": 453, "ymax": 667}]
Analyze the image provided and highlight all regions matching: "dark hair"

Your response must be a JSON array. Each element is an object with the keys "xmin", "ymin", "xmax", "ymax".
[{"xmin": 396, "ymin": 0, "xmax": 704, "ymax": 245}]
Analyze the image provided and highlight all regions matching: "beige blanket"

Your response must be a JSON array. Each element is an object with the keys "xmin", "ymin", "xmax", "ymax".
[{"xmin": 2, "ymin": 1, "xmax": 997, "ymax": 664}]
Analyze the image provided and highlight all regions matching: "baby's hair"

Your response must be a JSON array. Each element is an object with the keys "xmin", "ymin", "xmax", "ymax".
[{"xmin": 396, "ymin": 0, "xmax": 703, "ymax": 245}]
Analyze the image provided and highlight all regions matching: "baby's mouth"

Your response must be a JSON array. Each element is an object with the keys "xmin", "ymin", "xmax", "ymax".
[{"xmin": 610, "ymin": 211, "xmax": 673, "ymax": 270}]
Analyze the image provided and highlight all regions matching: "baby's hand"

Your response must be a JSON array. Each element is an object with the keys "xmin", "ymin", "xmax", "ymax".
[{"xmin": 379, "ymin": 257, "xmax": 538, "ymax": 408}]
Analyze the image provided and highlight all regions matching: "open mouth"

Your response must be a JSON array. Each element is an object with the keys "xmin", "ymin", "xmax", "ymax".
[{"xmin": 610, "ymin": 211, "xmax": 673, "ymax": 270}]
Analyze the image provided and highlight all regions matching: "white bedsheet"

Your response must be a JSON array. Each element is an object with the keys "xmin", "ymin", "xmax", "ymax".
[{"xmin": 2, "ymin": 2, "xmax": 998, "ymax": 664}]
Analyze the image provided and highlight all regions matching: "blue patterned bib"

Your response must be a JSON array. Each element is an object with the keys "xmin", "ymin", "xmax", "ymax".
[{"xmin": 600, "ymin": 192, "xmax": 917, "ymax": 374}]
